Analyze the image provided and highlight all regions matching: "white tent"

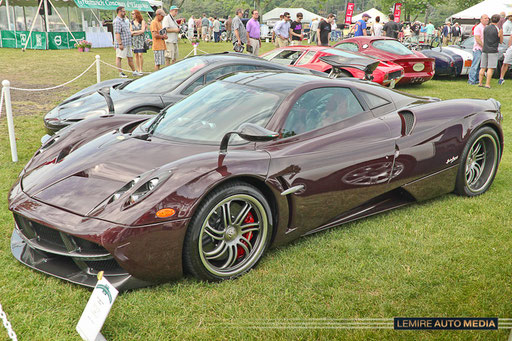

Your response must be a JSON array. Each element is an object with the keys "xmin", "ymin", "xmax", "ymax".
[
  {"xmin": 450, "ymin": 0, "xmax": 512, "ymax": 21},
  {"xmin": 262, "ymin": 7, "xmax": 326, "ymax": 26},
  {"xmin": 351, "ymin": 8, "xmax": 388, "ymax": 24}
]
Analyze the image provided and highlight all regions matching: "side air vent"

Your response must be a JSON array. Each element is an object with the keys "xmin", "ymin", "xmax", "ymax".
[{"xmin": 398, "ymin": 110, "xmax": 415, "ymax": 136}]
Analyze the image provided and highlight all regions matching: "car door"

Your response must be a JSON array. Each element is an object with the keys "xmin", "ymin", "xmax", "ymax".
[{"xmin": 260, "ymin": 86, "xmax": 397, "ymax": 234}]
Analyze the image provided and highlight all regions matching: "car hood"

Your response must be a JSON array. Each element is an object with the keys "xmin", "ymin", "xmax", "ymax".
[
  {"xmin": 21, "ymin": 131, "xmax": 217, "ymax": 216},
  {"xmin": 46, "ymin": 88, "xmax": 136, "ymax": 120}
]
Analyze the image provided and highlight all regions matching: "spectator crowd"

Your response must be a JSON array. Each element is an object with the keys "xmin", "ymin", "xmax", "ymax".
[{"xmin": 110, "ymin": 5, "xmax": 512, "ymax": 87}]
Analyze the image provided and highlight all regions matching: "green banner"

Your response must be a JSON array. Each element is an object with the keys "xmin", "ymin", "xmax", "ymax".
[
  {"xmin": 0, "ymin": 31, "xmax": 46, "ymax": 49},
  {"xmin": 48, "ymin": 32, "xmax": 86, "ymax": 49},
  {"xmin": 73, "ymin": 0, "xmax": 153, "ymax": 11},
  {"xmin": 0, "ymin": 31, "xmax": 86, "ymax": 49}
]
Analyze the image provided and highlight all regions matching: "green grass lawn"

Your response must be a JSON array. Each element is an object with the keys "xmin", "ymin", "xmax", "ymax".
[{"xmin": 0, "ymin": 42, "xmax": 511, "ymax": 340}]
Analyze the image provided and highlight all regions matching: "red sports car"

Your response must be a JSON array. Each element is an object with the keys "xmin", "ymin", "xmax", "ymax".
[
  {"xmin": 334, "ymin": 37, "xmax": 435, "ymax": 85},
  {"xmin": 261, "ymin": 45, "xmax": 404, "ymax": 87}
]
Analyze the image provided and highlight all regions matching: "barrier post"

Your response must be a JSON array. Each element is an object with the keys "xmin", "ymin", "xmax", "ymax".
[
  {"xmin": 193, "ymin": 44, "xmax": 197, "ymax": 56},
  {"xmin": 96, "ymin": 55, "xmax": 101, "ymax": 83},
  {"xmin": 2, "ymin": 80, "xmax": 18, "ymax": 162}
]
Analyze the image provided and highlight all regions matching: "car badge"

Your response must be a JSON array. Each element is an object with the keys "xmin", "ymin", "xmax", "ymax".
[
  {"xmin": 413, "ymin": 63, "xmax": 425, "ymax": 72},
  {"xmin": 446, "ymin": 156, "xmax": 459, "ymax": 164},
  {"xmin": 117, "ymin": 136, "xmax": 125, "ymax": 140}
]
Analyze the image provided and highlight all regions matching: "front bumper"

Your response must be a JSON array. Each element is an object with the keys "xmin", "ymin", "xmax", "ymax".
[{"xmin": 9, "ymin": 186, "xmax": 190, "ymax": 290}]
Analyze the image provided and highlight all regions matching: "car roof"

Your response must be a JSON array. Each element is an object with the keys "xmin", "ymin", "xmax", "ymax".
[
  {"xmin": 221, "ymin": 71, "xmax": 351, "ymax": 93},
  {"xmin": 341, "ymin": 36, "xmax": 396, "ymax": 43}
]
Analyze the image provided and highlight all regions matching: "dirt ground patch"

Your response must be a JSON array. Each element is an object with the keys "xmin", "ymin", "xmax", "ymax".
[{"xmin": 3, "ymin": 79, "xmax": 71, "ymax": 117}]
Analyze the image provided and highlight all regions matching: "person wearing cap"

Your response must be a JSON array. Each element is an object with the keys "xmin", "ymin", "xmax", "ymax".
[
  {"xmin": 289, "ymin": 12, "xmax": 304, "ymax": 46},
  {"xmin": 503, "ymin": 13, "xmax": 512, "ymax": 35},
  {"xmin": 150, "ymin": 9, "xmax": 168, "ymax": 71},
  {"xmin": 162, "ymin": 5, "xmax": 180, "ymax": 65},
  {"xmin": 351, "ymin": 13, "xmax": 370, "ymax": 37}
]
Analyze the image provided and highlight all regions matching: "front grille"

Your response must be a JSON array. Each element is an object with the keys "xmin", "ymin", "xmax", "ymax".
[
  {"xmin": 389, "ymin": 70, "xmax": 402, "ymax": 80},
  {"xmin": 14, "ymin": 213, "xmax": 127, "ymax": 276}
]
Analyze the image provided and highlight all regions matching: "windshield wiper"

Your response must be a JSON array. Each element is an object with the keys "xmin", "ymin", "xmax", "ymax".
[
  {"xmin": 97, "ymin": 87, "xmax": 115, "ymax": 114},
  {"xmin": 115, "ymin": 79, "xmax": 136, "ymax": 90},
  {"xmin": 148, "ymin": 110, "xmax": 167, "ymax": 136}
]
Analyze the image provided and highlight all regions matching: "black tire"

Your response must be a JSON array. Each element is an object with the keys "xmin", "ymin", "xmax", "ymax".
[
  {"xmin": 129, "ymin": 106, "xmax": 161, "ymax": 115},
  {"xmin": 183, "ymin": 181, "xmax": 273, "ymax": 281},
  {"xmin": 455, "ymin": 126, "xmax": 500, "ymax": 196}
]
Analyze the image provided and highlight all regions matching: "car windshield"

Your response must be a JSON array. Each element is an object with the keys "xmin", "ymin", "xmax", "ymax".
[
  {"xmin": 123, "ymin": 57, "xmax": 207, "ymax": 94},
  {"xmin": 372, "ymin": 40, "xmax": 414, "ymax": 56},
  {"xmin": 151, "ymin": 81, "xmax": 282, "ymax": 143}
]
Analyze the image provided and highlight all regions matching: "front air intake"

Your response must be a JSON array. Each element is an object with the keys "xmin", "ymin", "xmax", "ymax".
[{"xmin": 398, "ymin": 111, "xmax": 415, "ymax": 136}]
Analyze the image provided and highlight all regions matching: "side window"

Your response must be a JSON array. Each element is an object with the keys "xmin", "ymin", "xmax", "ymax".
[
  {"xmin": 268, "ymin": 50, "xmax": 304, "ymax": 65},
  {"xmin": 182, "ymin": 75, "xmax": 205, "ymax": 95},
  {"xmin": 204, "ymin": 64, "xmax": 257, "ymax": 83},
  {"xmin": 359, "ymin": 91, "xmax": 390, "ymax": 109},
  {"xmin": 296, "ymin": 51, "xmax": 317, "ymax": 66},
  {"xmin": 335, "ymin": 43, "xmax": 359, "ymax": 52},
  {"xmin": 282, "ymin": 87, "xmax": 364, "ymax": 138}
]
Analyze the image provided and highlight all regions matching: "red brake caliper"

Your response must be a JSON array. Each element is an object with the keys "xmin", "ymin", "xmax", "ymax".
[{"xmin": 237, "ymin": 211, "xmax": 254, "ymax": 259}]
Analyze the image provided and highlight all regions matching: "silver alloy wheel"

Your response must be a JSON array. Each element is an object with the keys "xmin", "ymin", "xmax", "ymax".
[
  {"xmin": 464, "ymin": 133, "xmax": 498, "ymax": 193},
  {"xmin": 198, "ymin": 194, "xmax": 268, "ymax": 277}
]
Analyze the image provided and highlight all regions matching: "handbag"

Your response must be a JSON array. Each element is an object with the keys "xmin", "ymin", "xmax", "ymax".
[
  {"xmin": 246, "ymin": 44, "xmax": 253, "ymax": 53},
  {"xmin": 143, "ymin": 39, "xmax": 149, "ymax": 52}
]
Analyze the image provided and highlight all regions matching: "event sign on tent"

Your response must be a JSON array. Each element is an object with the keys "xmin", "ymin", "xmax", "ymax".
[{"xmin": 0, "ymin": 0, "xmax": 157, "ymax": 49}]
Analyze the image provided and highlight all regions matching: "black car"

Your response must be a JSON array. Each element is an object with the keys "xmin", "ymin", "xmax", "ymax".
[{"xmin": 43, "ymin": 53, "xmax": 324, "ymax": 135}]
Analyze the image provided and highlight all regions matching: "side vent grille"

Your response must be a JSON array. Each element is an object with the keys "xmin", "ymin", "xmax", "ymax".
[{"xmin": 398, "ymin": 111, "xmax": 415, "ymax": 136}]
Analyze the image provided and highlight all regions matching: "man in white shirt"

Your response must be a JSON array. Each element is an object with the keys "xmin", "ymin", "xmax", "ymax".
[
  {"xmin": 503, "ymin": 13, "xmax": 512, "ymax": 35},
  {"xmin": 188, "ymin": 16, "xmax": 195, "ymax": 39},
  {"xmin": 162, "ymin": 5, "xmax": 180, "ymax": 65}
]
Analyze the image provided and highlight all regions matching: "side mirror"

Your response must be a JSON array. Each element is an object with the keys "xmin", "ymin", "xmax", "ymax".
[
  {"xmin": 97, "ymin": 87, "xmax": 115, "ymax": 114},
  {"xmin": 220, "ymin": 123, "xmax": 279, "ymax": 154}
]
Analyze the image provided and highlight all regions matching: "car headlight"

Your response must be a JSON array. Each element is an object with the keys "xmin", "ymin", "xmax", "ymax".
[
  {"xmin": 128, "ymin": 178, "xmax": 160, "ymax": 205},
  {"xmin": 108, "ymin": 176, "xmax": 141, "ymax": 203}
]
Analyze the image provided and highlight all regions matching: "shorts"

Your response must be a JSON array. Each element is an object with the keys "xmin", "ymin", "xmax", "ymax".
[
  {"xmin": 116, "ymin": 46, "xmax": 133, "ymax": 58},
  {"xmin": 133, "ymin": 49, "xmax": 145, "ymax": 53},
  {"xmin": 503, "ymin": 46, "xmax": 512, "ymax": 65},
  {"xmin": 201, "ymin": 27, "xmax": 207, "ymax": 36},
  {"xmin": 154, "ymin": 50, "xmax": 165, "ymax": 65},
  {"xmin": 480, "ymin": 52, "xmax": 498, "ymax": 69},
  {"xmin": 165, "ymin": 42, "xmax": 179, "ymax": 60}
]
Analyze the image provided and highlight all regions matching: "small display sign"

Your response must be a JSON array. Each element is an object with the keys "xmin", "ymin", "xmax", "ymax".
[{"xmin": 76, "ymin": 276, "xmax": 119, "ymax": 341}]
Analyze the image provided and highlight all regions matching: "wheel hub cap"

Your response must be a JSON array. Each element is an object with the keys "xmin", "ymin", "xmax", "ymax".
[{"xmin": 225, "ymin": 226, "xmax": 237, "ymax": 241}]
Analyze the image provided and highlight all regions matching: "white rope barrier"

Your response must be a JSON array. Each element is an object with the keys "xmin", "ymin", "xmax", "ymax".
[
  {"xmin": 10, "ymin": 61, "xmax": 96, "ymax": 91},
  {"xmin": 1, "ymin": 80, "xmax": 18, "ymax": 162},
  {"xmin": 98, "ymin": 59, "xmax": 152, "ymax": 75},
  {"xmin": 0, "ymin": 303, "xmax": 17, "ymax": 341}
]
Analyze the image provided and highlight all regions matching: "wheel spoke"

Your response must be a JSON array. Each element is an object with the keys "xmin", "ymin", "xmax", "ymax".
[
  {"xmin": 240, "ymin": 236, "xmax": 253, "ymax": 253},
  {"xmin": 466, "ymin": 167, "xmax": 475, "ymax": 185},
  {"xmin": 237, "ymin": 240, "xmax": 250, "ymax": 257},
  {"xmin": 233, "ymin": 202, "xmax": 252, "ymax": 226},
  {"xmin": 204, "ymin": 241, "xmax": 227, "ymax": 260},
  {"xmin": 471, "ymin": 142, "xmax": 482, "ymax": 158},
  {"xmin": 472, "ymin": 162, "xmax": 483, "ymax": 181},
  {"xmin": 241, "ymin": 226, "xmax": 260, "ymax": 235},
  {"xmin": 204, "ymin": 223, "xmax": 224, "ymax": 240},
  {"xmin": 220, "ymin": 202, "xmax": 232, "ymax": 228},
  {"xmin": 220, "ymin": 245, "xmax": 238, "ymax": 269},
  {"xmin": 474, "ymin": 153, "xmax": 485, "ymax": 162}
]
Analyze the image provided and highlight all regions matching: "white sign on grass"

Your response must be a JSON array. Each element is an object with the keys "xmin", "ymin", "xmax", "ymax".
[{"xmin": 76, "ymin": 277, "xmax": 119, "ymax": 341}]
